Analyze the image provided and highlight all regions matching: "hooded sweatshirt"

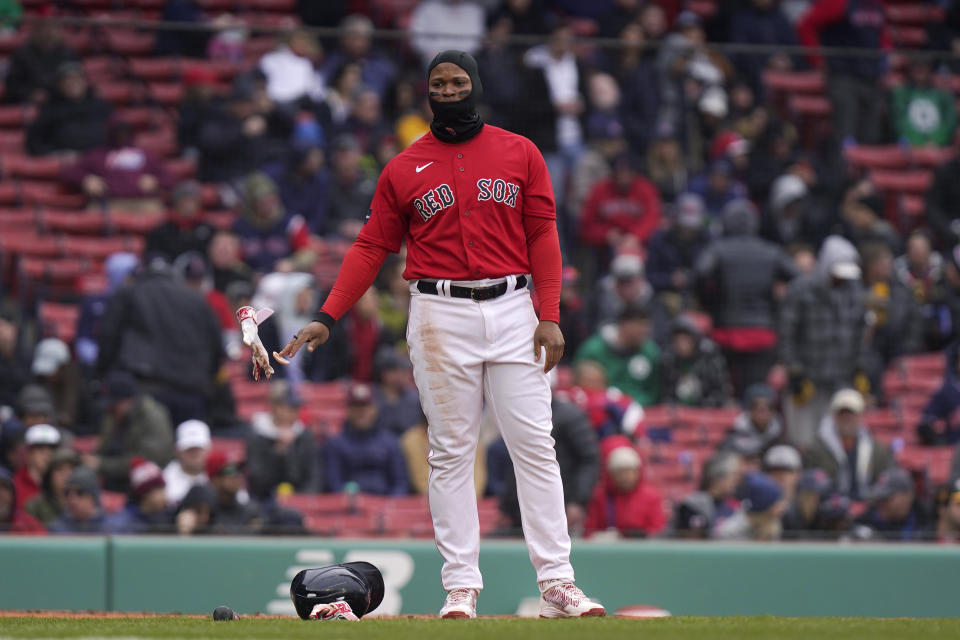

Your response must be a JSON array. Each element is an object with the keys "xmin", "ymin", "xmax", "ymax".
[
  {"xmin": 0, "ymin": 467, "xmax": 46, "ymax": 534},
  {"xmin": 575, "ymin": 324, "xmax": 661, "ymax": 406}
]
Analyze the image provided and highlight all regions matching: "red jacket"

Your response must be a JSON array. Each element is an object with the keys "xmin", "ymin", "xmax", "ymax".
[
  {"xmin": 13, "ymin": 465, "xmax": 41, "ymax": 511},
  {"xmin": 580, "ymin": 177, "xmax": 662, "ymax": 249},
  {"xmin": 585, "ymin": 475, "xmax": 667, "ymax": 536},
  {"xmin": 585, "ymin": 437, "xmax": 666, "ymax": 536}
]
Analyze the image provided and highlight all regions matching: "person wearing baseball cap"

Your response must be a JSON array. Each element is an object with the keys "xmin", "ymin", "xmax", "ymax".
[
  {"xmin": 762, "ymin": 445, "xmax": 803, "ymax": 502},
  {"xmin": 853, "ymin": 468, "xmax": 929, "ymax": 542},
  {"xmin": 90, "ymin": 371, "xmax": 174, "ymax": 493},
  {"xmin": 246, "ymin": 381, "xmax": 320, "ymax": 500},
  {"xmin": 108, "ymin": 458, "xmax": 174, "ymax": 534},
  {"xmin": 804, "ymin": 388, "xmax": 895, "ymax": 500},
  {"xmin": 12, "ymin": 423, "xmax": 61, "ymax": 510},
  {"xmin": 323, "ymin": 383, "xmax": 409, "ymax": 497},
  {"xmin": 163, "ymin": 419, "xmax": 212, "ymax": 506}
]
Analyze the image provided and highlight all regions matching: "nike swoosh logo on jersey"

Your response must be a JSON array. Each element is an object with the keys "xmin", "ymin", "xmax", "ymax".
[{"xmin": 415, "ymin": 162, "xmax": 434, "ymax": 173}]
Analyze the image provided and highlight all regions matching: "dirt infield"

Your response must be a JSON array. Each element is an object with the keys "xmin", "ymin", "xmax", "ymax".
[{"xmin": 0, "ymin": 610, "xmax": 444, "ymax": 620}]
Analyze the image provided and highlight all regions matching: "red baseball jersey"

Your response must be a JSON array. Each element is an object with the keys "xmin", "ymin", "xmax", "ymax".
[{"xmin": 358, "ymin": 125, "xmax": 556, "ymax": 280}]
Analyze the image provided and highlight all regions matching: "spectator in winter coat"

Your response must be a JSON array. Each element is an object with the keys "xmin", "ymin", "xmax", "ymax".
[
  {"xmin": 61, "ymin": 116, "xmax": 172, "ymax": 214},
  {"xmin": 645, "ymin": 193, "xmax": 710, "ymax": 298},
  {"xmin": 325, "ymin": 134, "xmax": 379, "ymax": 238},
  {"xmin": 696, "ymin": 199, "xmax": 798, "ymax": 394},
  {"xmin": 259, "ymin": 30, "xmax": 323, "ymax": 107},
  {"xmin": 603, "ymin": 22, "xmax": 660, "ymax": 156},
  {"xmin": 760, "ymin": 173, "xmax": 828, "ymax": 249},
  {"xmin": 163, "ymin": 420, "xmax": 211, "ymax": 506},
  {"xmin": 804, "ymin": 389, "xmax": 894, "ymax": 500},
  {"xmin": 0, "ymin": 304, "xmax": 31, "ymax": 412},
  {"xmin": 917, "ymin": 344, "xmax": 960, "ymax": 446},
  {"xmin": 686, "ymin": 160, "xmax": 749, "ymax": 220},
  {"xmin": 585, "ymin": 444, "xmax": 665, "ymax": 537},
  {"xmin": 323, "ymin": 15, "xmax": 396, "ymax": 99},
  {"xmin": 26, "ymin": 62, "xmax": 111, "ymax": 156},
  {"xmin": 146, "ymin": 181, "xmax": 215, "ymax": 264},
  {"xmin": 498, "ymin": 396, "xmax": 600, "ymax": 536},
  {"xmin": 892, "ymin": 57, "xmax": 957, "ymax": 148},
  {"xmin": 262, "ymin": 143, "xmax": 331, "ymax": 234},
  {"xmin": 860, "ymin": 242, "xmax": 924, "ymax": 393},
  {"xmin": 575, "ymin": 303, "xmax": 661, "ymax": 406},
  {"xmin": 674, "ymin": 451, "xmax": 744, "ymax": 538},
  {"xmin": 935, "ymin": 478, "xmax": 960, "ymax": 543},
  {"xmin": 797, "ymin": 0, "xmax": 889, "ymax": 145},
  {"xmin": 853, "ymin": 468, "xmax": 929, "ymax": 542},
  {"xmin": 90, "ymin": 371, "xmax": 174, "ymax": 492},
  {"xmin": 205, "ymin": 451, "xmax": 263, "ymax": 535},
  {"xmin": 323, "ymin": 384, "xmax": 409, "ymax": 496},
  {"xmin": 720, "ymin": 384, "xmax": 787, "ymax": 455},
  {"xmin": 660, "ymin": 315, "xmax": 733, "ymax": 408},
  {"xmin": 924, "ymin": 246, "xmax": 960, "ymax": 349},
  {"xmin": 246, "ymin": 382, "xmax": 321, "ymax": 499},
  {"xmin": 895, "ymin": 231, "xmax": 943, "ymax": 308},
  {"xmin": 373, "ymin": 348, "xmax": 425, "ymax": 438},
  {"xmin": 49, "ymin": 467, "xmax": 109, "ymax": 534},
  {"xmin": 3, "ymin": 21, "xmax": 77, "ymax": 104},
  {"xmin": 24, "ymin": 448, "xmax": 79, "ymax": 526},
  {"xmin": 75, "ymin": 252, "xmax": 139, "ymax": 369},
  {"xmin": 762, "ymin": 445, "xmax": 804, "ymax": 503},
  {"xmin": 96, "ymin": 263, "xmax": 224, "ymax": 426},
  {"xmin": 714, "ymin": 471, "xmax": 787, "ymax": 541},
  {"xmin": 780, "ymin": 235, "xmax": 868, "ymax": 449},
  {"xmin": 232, "ymin": 172, "xmax": 314, "ymax": 275},
  {"xmin": 12, "ymin": 423, "xmax": 61, "ymax": 511},
  {"xmin": 926, "ymin": 157, "xmax": 960, "ymax": 250},
  {"xmin": 730, "ymin": 0, "xmax": 798, "ymax": 94},
  {"xmin": 0, "ymin": 466, "xmax": 45, "ymax": 534},
  {"xmin": 108, "ymin": 458, "xmax": 175, "ymax": 534},
  {"xmin": 580, "ymin": 154, "xmax": 663, "ymax": 255}
]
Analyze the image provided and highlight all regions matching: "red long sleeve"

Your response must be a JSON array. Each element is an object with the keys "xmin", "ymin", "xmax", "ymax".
[
  {"xmin": 579, "ymin": 183, "xmax": 613, "ymax": 249},
  {"xmin": 797, "ymin": 0, "xmax": 847, "ymax": 67},
  {"xmin": 524, "ymin": 216, "xmax": 562, "ymax": 324},
  {"xmin": 318, "ymin": 237, "xmax": 390, "ymax": 321},
  {"xmin": 631, "ymin": 179, "xmax": 662, "ymax": 245}
]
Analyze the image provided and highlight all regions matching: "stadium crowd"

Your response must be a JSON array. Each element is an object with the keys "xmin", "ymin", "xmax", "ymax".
[{"xmin": 3, "ymin": 0, "xmax": 960, "ymax": 542}]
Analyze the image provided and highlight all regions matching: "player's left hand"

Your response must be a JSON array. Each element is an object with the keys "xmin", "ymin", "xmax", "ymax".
[{"xmin": 533, "ymin": 321, "xmax": 564, "ymax": 374}]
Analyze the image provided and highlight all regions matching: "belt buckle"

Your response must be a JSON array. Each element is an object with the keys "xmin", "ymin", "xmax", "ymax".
[{"xmin": 470, "ymin": 287, "xmax": 484, "ymax": 301}]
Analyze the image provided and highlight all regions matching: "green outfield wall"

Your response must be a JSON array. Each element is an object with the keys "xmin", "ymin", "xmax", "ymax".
[{"xmin": 1, "ymin": 538, "xmax": 958, "ymax": 617}]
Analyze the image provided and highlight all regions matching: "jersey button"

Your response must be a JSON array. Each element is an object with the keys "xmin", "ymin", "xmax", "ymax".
[
  {"xmin": 464, "ymin": 210, "xmax": 470, "ymax": 217},
  {"xmin": 457, "ymin": 153, "xmax": 463, "ymax": 159},
  {"xmin": 467, "ymin": 241, "xmax": 474, "ymax": 247},
  {"xmin": 459, "ymin": 167, "xmax": 464, "ymax": 172}
]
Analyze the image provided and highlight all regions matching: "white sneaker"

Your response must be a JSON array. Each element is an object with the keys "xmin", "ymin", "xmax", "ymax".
[
  {"xmin": 539, "ymin": 582, "xmax": 605, "ymax": 618},
  {"xmin": 440, "ymin": 588, "xmax": 478, "ymax": 619}
]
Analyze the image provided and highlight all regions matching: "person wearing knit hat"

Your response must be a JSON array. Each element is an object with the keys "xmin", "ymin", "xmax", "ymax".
[
  {"xmin": 852, "ymin": 468, "xmax": 928, "ymax": 542},
  {"xmin": 107, "ymin": 458, "xmax": 174, "ymax": 534},
  {"xmin": 720, "ymin": 384, "xmax": 786, "ymax": 457},
  {"xmin": 584, "ymin": 445, "xmax": 666, "ymax": 538},
  {"xmin": 48, "ymin": 467, "xmax": 108, "ymax": 534}
]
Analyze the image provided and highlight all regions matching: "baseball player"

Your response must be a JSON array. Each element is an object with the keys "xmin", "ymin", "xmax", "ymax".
[{"xmin": 274, "ymin": 50, "xmax": 604, "ymax": 619}]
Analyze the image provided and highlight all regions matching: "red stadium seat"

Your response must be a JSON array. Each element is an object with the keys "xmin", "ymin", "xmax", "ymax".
[
  {"xmin": 869, "ymin": 169, "xmax": 934, "ymax": 194},
  {"xmin": 788, "ymin": 95, "xmax": 832, "ymax": 116},
  {"xmin": 202, "ymin": 210, "xmax": 237, "ymax": 229},
  {"xmin": 19, "ymin": 256, "xmax": 88, "ymax": 286},
  {"xmin": 0, "ymin": 181, "xmax": 19, "ymax": 204},
  {"xmin": 129, "ymin": 57, "xmax": 181, "ymax": 81},
  {"xmin": 210, "ymin": 437, "xmax": 246, "ymax": 462},
  {"xmin": 62, "ymin": 235, "xmax": 145, "ymax": 260},
  {"xmin": 0, "ymin": 232, "xmax": 61, "ymax": 258},
  {"xmin": 147, "ymin": 82, "xmax": 185, "ymax": 107},
  {"xmin": 1, "ymin": 154, "xmax": 62, "ymax": 180},
  {"xmin": 38, "ymin": 301, "xmax": 80, "ymax": 343},
  {"xmin": 0, "ymin": 209, "xmax": 36, "ymax": 230},
  {"xmin": 901, "ymin": 352, "xmax": 947, "ymax": 378},
  {"xmin": 163, "ymin": 157, "xmax": 197, "ymax": 181},
  {"xmin": 250, "ymin": 0, "xmax": 297, "ymax": 11},
  {"xmin": 135, "ymin": 129, "xmax": 178, "ymax": 157},
  {"xmin": 886, "ymin": 4, "xmax": 944, "ymax": 25},
  {"xmin": 0, "ymin": 105, "xmax": 36, "ymax": 128},
  {"xmin": 40, "ymin": 211, "xmax": 108, "ymax": 235},
  {"xmin": 0, "ymin": 130, "xmax": 26, "ymax": 152},
  {"xmin": 105, "ymin": 30, "xmax": 157, "ymax": 56},
  {"xmin": 844, "ymin": 145, "xmax": 910, "ymax": 171},
  {"xmin": 109, "ymin": 210, "xmax": 167, "ymax": 234},
  {"xmin": 911, "ymin": 146, "xmax": 957, "ymax": 168},
  {"xmin": 19, "ymin": 182, "xmax": 87, "ymax": 209},
  {"xmin": 862, "ymin": 409, "xmax": 901, "ymax": 433},
  {"xmin": 762, "ymin": 70, "xmax": 826, "ymax": 94},
  {"xmin": 890, "ymin": 25, "xmax": 928, "ymax": 48}
]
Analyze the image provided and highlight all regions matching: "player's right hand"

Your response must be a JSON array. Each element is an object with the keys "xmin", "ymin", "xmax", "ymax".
[{"xmin": 273, "ymin": 321, "xmax": 330, "ymax": 365}]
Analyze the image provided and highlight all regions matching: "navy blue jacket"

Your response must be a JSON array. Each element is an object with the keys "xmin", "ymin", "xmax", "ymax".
[{"xmin": 323, "ymin": 422, "xmax": 409, "ymax": 496}]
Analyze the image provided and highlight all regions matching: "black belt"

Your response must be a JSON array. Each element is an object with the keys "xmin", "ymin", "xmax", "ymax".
[{"xmin": 417, "ymin": 275, "xmax": 527, "ymax": 301}]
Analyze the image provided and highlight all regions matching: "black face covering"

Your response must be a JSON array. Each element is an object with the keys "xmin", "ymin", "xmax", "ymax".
[{"xmin": 427, "ymin": 50, "xmax": 484, "ymax": 143}]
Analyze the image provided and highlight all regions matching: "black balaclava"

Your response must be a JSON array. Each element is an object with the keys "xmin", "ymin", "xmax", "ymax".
[{"xmin": 427, "ymin": 50, "xmax": 484, "ymax": 143}]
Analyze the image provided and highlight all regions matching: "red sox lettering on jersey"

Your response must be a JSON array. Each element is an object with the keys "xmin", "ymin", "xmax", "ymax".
[{"xmin": 358, "ymin": 125, "xmax": 554, "ymax": 281}]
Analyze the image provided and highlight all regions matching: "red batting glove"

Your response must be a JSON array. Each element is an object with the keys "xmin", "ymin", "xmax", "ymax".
[{"xmin": 236, "ymin": 306, "xmax": 275, "ymax": 381}]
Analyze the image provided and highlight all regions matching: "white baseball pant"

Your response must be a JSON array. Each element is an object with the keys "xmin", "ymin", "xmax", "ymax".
[{"xmin": 406, "ymin": 275, "xmax": 574, "ymax": 590}]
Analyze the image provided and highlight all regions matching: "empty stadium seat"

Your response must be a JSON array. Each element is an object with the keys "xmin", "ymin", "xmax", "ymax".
[
  {"xmin": 40, "ymin": 211, "xmax": 107, "ymax": 234},
  {"xmin": 870, "ymin": 169, "xmax": 934, "ymax": 194},
  {"xmin": 762, "ymin": 70, "xmax": 826, "ymax": 94},
  {"xmin": 110, "ymin": 210, "xmax": 167, "ymax": 234},
  {"xmin": 38, "ymin": 301, "xmax": 80, "ymax": 343},
  {"xmin": 844, "ymin": 145, "xmax": 910, "ymax": 171},
  {"xmin": 0, "ymin": 209, "xmax": 36, "ymax": 230},
  {"xmin": 911, "ymin": 146, "xmax": 957, "ymax": 168}
]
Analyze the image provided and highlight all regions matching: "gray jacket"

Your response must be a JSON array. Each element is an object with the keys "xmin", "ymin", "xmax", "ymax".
[{"xmin": 695, "ymin": 201, "xmax": 798, "ymax": 330}]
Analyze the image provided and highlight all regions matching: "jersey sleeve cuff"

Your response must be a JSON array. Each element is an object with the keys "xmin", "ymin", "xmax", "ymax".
[{"xmin": 314, "ymin": 311, "xmax": 336, "ymax": 330}]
